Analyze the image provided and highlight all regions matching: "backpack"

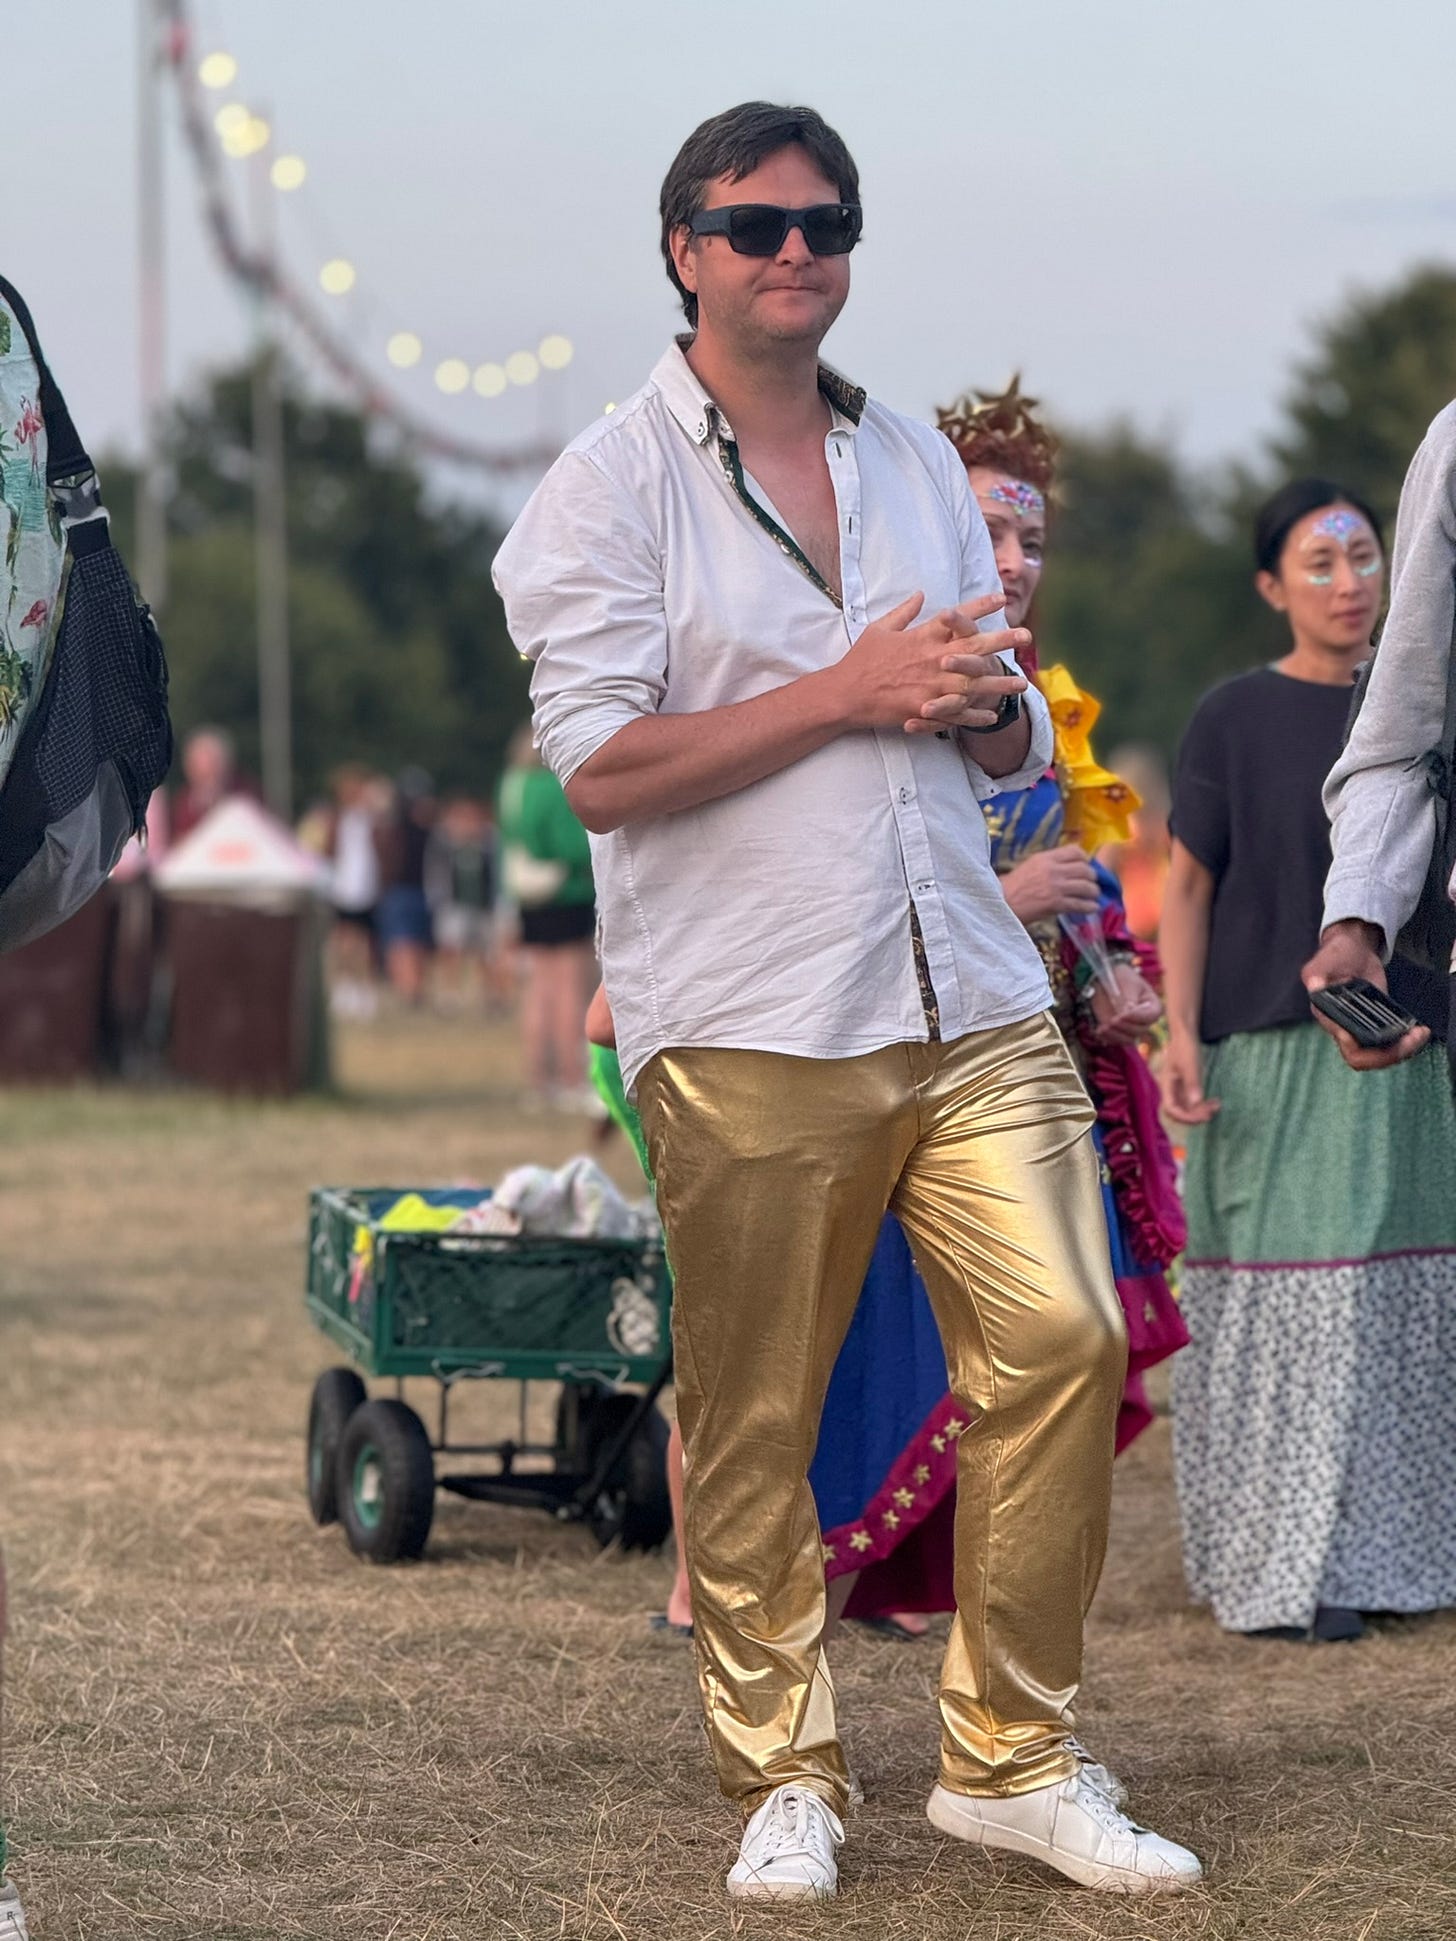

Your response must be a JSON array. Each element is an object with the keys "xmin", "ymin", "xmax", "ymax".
[
  {"xmin": 0, "ymin": 275, "xmax": 172, "ymax": 953},
  {"xmin": 1344, "ymin": 629, "xmax": 1456, "ymax": 980}
]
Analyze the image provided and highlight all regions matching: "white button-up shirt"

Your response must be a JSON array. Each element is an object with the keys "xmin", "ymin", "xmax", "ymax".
[{"xmin": 493, "ymin": 343, "xmax": 1054, "ymax": 1093}]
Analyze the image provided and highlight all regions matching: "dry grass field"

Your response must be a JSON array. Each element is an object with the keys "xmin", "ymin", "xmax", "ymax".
[{"xmin": 3, "ymin": 1011, "xmax": 1454, "ymax": 1940}]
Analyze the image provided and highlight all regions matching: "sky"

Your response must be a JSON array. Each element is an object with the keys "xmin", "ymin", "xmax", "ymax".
[{"xmin": 9, "ymin": 0, "xmax": 1456, "ymax": 519}]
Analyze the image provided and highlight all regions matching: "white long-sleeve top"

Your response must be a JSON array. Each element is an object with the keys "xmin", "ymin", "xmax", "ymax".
[
  {"xmin": 1324, "ymin": 401, "xmax": 1456, "ymax": 955},
  {"xmin": 493, "ymin": 342, "xmax": 1053, "ymax": 1094}
]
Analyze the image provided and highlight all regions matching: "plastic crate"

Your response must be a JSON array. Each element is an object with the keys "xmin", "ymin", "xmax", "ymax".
[{"xmin": 305, "ymin": 1187, "xmax": 670, "ymax": 1382}]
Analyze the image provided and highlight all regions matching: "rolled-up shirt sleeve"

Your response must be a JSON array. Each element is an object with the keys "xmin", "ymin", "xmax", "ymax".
[
  {"xmin": 492, "ymin": 452, "xmax": 667, "ymax": 787},
  {"xmin": 941, "ymin": 436, "xmax": 1053, "ymax": 797},
  {"xmin": 1322, "ymin": 405, "xmax": 1456, "ymax": 952}
]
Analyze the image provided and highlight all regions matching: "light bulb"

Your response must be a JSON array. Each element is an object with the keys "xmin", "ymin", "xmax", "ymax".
[{"xmin": 199, "ymin": 52, "xmax": 238, "ymax": 90}]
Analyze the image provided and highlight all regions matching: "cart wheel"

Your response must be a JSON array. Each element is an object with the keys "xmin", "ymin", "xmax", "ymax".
[
  {"xmin": 553, "ymin": 1377, "xmax": 613, "ymax": 1469},
  {"xmin": 336, "ymin": 1400, "xmax": 435, "ymax": 1563},
  {"xmin": 583, "ymin": 1394, "xmax": 672, "ymax": 1552},
  {"xmin": 307, "ymin": 1368, "xmax": 367, "ymax": 1526}
]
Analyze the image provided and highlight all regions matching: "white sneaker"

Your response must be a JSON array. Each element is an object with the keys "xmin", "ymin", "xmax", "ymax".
[
  {"xmin": 1066, "ymin": 1735, "xmax": 1129, "ymax": 1808},
  {"xmin": 0, "ymin": 1880, "xmax": 29, "ymax": 1941},
  {"xmin": 846, "ymin": 1769, "xmax": 866, "ymax": 1811},
  {"xmin": 927, "ymin": 1770, "xmax": 1203, "ymax": 1895},
  {"xmin": 727, "ymin": 1785, "xmax": 845, "ymax": 1902}
]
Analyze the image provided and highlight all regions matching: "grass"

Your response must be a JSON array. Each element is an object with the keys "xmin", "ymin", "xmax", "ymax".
[{"xmin": 2, "ymin": 1012, "xmax": 1454, "ymax": 1939}]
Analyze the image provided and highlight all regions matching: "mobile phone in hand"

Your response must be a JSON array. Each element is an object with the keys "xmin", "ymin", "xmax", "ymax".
[{"xmin": 1309, "ymin": 977, "xmax": 1421, "ymax": 1050}]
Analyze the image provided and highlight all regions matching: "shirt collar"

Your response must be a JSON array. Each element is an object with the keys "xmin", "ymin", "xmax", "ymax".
[{"xmin": 652, "ymin": 336, "xmax": 866, "ymax": 448}]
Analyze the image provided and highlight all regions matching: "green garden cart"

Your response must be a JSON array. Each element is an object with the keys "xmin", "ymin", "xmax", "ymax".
[{"xmin": 303, "ymin": 1186, "xmax": 673, "ymax": 1564}]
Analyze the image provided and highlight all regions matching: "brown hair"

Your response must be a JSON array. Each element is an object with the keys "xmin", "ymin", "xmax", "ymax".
[
  {"xmin": 935, "ymin": 375, "xmax": 1057, "ymax": 495},
  {"xmin": 659, "ymin": 102, "xmax": 861, "ymax": 330}
]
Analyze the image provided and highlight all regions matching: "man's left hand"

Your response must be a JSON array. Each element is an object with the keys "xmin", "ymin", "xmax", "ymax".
[{"xmin": 904, "ymin": 604, "xmax": 1030, "ymax": 735}]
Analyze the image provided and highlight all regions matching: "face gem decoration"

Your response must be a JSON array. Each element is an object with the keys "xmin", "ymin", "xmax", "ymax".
[
  {"xmin": 1301, "ymin": 507, "xmax": 1382, "ymax": 585},
  {"xmin": 988, "ymin": 478, "xmax": 1046, "ymax": 520}
]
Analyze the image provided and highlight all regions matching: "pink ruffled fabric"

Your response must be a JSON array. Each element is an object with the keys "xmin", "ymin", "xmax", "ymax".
[{"xmin": 1087, "ymin": 1038, "xmax": 1187, "ymax": 1266}]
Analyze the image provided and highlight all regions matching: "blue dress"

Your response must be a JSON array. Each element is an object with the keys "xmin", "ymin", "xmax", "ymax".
[{"xmin": 809, "ymin": 774, "xmax": 1187, "ymax": 1613}]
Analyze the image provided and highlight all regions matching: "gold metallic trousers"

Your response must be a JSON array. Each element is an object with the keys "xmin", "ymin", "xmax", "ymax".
[{"xmin": 636, "ymin": 1013, "xmax": 1127, "ymax": 1817}]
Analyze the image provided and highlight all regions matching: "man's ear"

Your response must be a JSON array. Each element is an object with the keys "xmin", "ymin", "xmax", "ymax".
[
  {"xmin": 1254, "ymin": 568, "xmax": 1286, "ymax": 614},
  {"xmin": 668, "ymin": 224, "xmax": 699, "ymax": 300}
]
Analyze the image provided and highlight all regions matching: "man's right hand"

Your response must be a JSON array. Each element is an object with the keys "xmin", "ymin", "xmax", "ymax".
[
  {"xmin": 1302, "ymin": 919, "xmax": 1430, "ymax": 1070},
  {"xmin": 1001, "ymin": 845, "xmax": 1100, "ymax": 923},
  {"xmin": 829, "ymin": 592, "xmax": 1030, "ymax": 732}
]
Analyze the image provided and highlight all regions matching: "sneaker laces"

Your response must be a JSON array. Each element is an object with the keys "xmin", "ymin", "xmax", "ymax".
[
  {"xmin": 752, "ymin": 1787, "xmax": 844, "ymax": 1862},
  {"xmin": 1066, "ymin": 1736, "xmax": 1122, "ymax": 1798},
  {"xmin": 1069, "ymin": 1770, "xmax": 1150, "ymax": 1838}
]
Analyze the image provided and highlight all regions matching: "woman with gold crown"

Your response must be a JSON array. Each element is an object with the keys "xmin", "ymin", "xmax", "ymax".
[{"xmin": 811, "ymin": 381, "xmax": 1190, "ymax": 1633}]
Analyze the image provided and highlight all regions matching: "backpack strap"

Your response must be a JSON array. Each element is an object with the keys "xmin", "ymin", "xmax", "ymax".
[{"xmin": 0, "ymin": 273, "xmax": 93, "ymax": 483}]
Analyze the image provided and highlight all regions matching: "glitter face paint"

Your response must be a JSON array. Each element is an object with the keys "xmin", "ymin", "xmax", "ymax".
[
  {"xmin": 988, "ymin": 479, "xmax": 1046, "ymax": 519},
  {"xmin": 1301, "ymin": 506, "xmax": 1382, "ymax": 585}
]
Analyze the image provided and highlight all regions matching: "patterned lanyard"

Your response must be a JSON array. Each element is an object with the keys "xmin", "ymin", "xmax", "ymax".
[
  {"xmin": 711, "ymin": 412, "xmax": 843, "ymax": 610},
  {"xmin": 709, "ymin": 409, "xmax": 941, "ymax": 1038}
]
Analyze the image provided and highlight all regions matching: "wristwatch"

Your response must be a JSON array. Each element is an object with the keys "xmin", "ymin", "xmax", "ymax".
[{"xmin": 959, "ymin": 690, "xmax": 1022, "ymax": 736}]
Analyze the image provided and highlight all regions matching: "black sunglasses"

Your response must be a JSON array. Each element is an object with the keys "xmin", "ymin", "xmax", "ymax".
[{"xmin": 687, "ymin": 202, "xmax": 863, "ymax": 258}]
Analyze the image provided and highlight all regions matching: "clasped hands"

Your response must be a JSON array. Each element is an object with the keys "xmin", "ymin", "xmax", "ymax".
[{"xmin": 836, "ymin": 591, "xmax": 1030, "ymax": 735}]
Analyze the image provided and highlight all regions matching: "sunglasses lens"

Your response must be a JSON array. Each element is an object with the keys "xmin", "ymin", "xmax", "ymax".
[
  {"xmin": 727, "ymin": 207, "xmax": 790, "ymax": 256},
  {"xmin": 802, "ymin": 206, "xmax": 860, "ymax": 255}
]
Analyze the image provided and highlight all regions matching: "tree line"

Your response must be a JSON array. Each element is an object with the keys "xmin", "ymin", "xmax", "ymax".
[{"xmin": 101, "ymin": 266, "xmax": 1456, "ymax": 802}]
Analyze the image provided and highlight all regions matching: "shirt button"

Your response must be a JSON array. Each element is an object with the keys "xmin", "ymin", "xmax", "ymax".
[{"xmin": 899, "ymin": 786, "xmax": 911, "ymax": 804}]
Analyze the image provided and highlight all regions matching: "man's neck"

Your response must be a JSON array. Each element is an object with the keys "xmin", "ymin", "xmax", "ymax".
[{"xmin": 684, "ymin": 329, "xmax": 829, "ymax": 449}]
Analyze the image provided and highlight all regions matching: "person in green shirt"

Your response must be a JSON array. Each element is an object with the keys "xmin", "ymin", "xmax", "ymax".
[{"xmin": 498, "ymin": 726, "xmax": 596, "ymax": 1111}]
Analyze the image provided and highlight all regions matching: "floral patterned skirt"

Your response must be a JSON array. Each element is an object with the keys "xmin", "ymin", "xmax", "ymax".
[{"xmin": 1175, "ymin": 1024, "xmax": 1456, "ymax": 1631}]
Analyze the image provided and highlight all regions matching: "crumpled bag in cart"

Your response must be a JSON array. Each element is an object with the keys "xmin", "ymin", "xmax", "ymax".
[{"xmin": 449, "ymin": 1156, "xmax": 659, "ymax": 1242}]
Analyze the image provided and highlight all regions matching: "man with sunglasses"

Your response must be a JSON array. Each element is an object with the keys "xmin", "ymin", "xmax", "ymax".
[{"xmin": 494, "ymin": 101, "xmax": 1201, "ymax": 1906}]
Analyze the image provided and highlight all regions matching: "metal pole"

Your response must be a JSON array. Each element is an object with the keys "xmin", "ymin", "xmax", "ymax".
[
  {"xmin": 249, "ymin": 122, "xmax": 293, "ymax": 822},
  {"xmin": 136, "ymin": 0, "xmax": 168, "ymax": 612}
]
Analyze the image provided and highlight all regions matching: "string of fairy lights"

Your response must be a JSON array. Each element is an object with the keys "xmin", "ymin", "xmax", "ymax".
[{"xmin": 160, "ymin": 3, "xmax": 568, "ymax": 471}]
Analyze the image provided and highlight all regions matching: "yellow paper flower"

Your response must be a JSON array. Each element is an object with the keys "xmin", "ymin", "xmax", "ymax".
[{"xmin": 1036, "ymin": 663, "xmax": 1141, "ymax": 851}]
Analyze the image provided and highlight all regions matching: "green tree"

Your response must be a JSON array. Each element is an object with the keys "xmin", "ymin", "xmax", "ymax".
[
  {"xmin": 1272, "ymin": 266, "xmax": 1456, "ymax": 525},
  {"xmin": 1036, "ymin": 426, "xmax": 1280, "ymax": 754},
  {"xmin": 103, "ymin": 359, "xmax": 530, "ymax": 805}
]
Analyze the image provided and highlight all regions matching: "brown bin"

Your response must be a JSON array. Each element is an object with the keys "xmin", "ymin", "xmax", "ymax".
[
  {"xmin": 0, "ymin": 891, "xmax": 113, "ymax": 1080},
  {"xmin": 164, "ymin": 898, "xmax": 327, "ymax": 1097}
]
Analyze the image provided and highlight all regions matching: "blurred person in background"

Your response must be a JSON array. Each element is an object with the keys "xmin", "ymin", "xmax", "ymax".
[
  {"xmin": 1161, "ymin": 478, "xmax": 1456, "ymax": 1643},
  {"xmin": 426, "ymin": 794, "xmax": 499, "ymax": 1010},
  {"xmin": 318, "ymin": 763, "xmax": 382, "ymax": 1020},
  {"xmin": 1100, "ymin": 745, "xmax": 1172, "ymax": 942},
  {"xmin": 497, "ymin": 725, "xmax": 595, "ymax": 1111},
  {"xmin": 169, "ymin": 726, "xmax": 251, "ymax": 842},
  {"xmin": 374, "ymin": 768, "xmax": 437, "ymax": 1008}
]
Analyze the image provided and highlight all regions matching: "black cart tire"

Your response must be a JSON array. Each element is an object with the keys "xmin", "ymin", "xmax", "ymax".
[
  {"xmin": 335, "ymin": 1399, "xmax": 435, "ymax": 1563},
  {"xmin": 307, "ymin": 1367, "xmax": 367, "ymax": 1525},
  {"xmin": 553, "ymin": 1377, "xmax": 613, "ymax": 1470},
  {"xmin": 583, "ymin": 1394, "xmax": 672, "ymax": 1552}
]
